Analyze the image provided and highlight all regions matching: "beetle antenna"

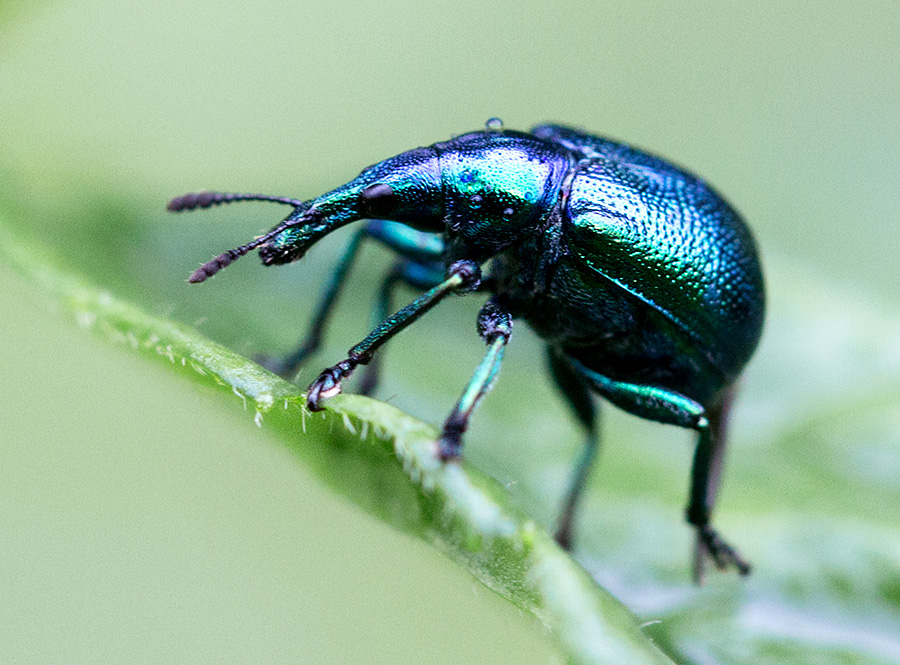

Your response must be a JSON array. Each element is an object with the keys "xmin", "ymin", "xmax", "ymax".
[
  {"xmin": 188, "ymin": 220, "xmax": 295, "ymax": 283},
  {"xmin": 167, "ymin": 191, "xmax": 306, "ymax": 212}
]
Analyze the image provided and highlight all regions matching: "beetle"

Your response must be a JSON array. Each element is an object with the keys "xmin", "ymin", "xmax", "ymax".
[{"xmin": 169, "ymin": 121, "xmax": 765, "ymax": 580}]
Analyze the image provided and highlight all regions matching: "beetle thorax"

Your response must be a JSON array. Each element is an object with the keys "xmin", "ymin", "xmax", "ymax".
[{"xmin": 435, "ymin": 131, "xmax": 570, "ymax": 260}]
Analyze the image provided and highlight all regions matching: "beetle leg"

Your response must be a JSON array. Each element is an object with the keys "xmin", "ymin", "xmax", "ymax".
[
  {"xmin": 546, "ymin": 347, "xmax": 600, "ymax": 550},
  {"xmin": 686, "ymin": 390, "xmax": 750, "ymax": 582},
  {"xmin": 306, "ymin": 260, "xmax": 482, "ymax": 411},
  {"xmin": 364, "ymin": 219, "xmax": 446, "ymax": 262},
  {"xmin": 354, "ymin": 220, "xmax": 445, "ymax": 394},
  {"xmin": 565, "ymin": 358, "xmax": 750, "ymax": 579},
  {"xmin": 260, "ymin": 228, "xmax": 367, "ymax": 380},
  {"xmin": 437, "ymin": 299, "xmax": 512, "ymax": 460},
  {"xmin": 356, "ymin": 265, "xmax": 402, "ymax": 397},
  {"xmin": 263, "ymin": 221, "xmax": 445, "ymax": 381},
  {"xmin": 358, "ymin": 259, "xmax": 445, "ymax": 396}
]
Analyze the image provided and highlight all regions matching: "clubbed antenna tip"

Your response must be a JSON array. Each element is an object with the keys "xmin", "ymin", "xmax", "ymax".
[
  {"xmin": 168, "ymin": 191, "xmax": 220, "ymax": 212},
  {"xmin": 187, "ymin": 219, "xmax": 297, "ymax": 283},
  {"xmin": 169, "ymin": 188, "xmax": 309, "ymax": 282},
  {"xmin": 188, "ymin": 253, "xmax": 233, "ymax": 283}
]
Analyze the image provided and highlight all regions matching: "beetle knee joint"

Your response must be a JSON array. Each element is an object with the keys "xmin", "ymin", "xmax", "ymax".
[
  {"xmin": 449, "ymin": 260, "xmax": 482, "ymax": 292},
  {"xmin": 686, "ymin": 504, "xmax": 709, "ymax": 528},
  {"xmin": 477, "ymin": 300, "xmax": 513, "ymax": 342},
  {"xmin": 439, "ymin": 414, "xmax": 467, "ymax": 460}
]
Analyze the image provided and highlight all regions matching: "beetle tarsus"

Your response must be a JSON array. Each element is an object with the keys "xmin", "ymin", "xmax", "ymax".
[
  {"xmin": 256, "ymin": 347, "xmax": 313, "ymax": 380},
  {"xmin": 437, "ymin": 430, "xmax": 463, "ymax": 461},
  {"xmin": 697, "ymin": 525, "xmax": 751, "ymax": 576},
  {"xmin": 448, "ymin": 259, "xmax": 482, "ymax": 292},
  {"xmin": 306, "ymin": 360, "xmax": 356, "ymax": 411},
  {"xmin": 554, "ymin": 524, "xmax": 573, "ymax": 550}
]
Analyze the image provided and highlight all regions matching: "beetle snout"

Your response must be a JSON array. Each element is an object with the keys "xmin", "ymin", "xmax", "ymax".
[
  {"xmin": 259, "ymin": 243, "xmax": 302, "ymax": 266},
  {"xmin": 258, "ymin": 225, "xmax": 312, "ymax": 266}
]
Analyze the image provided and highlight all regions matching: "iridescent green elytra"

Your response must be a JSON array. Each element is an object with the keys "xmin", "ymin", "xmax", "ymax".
[{"xmin": 169, "ymin": 121, "xmax": 765, "ymax": 581}]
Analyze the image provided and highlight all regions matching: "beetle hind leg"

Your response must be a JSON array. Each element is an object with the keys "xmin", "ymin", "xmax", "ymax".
[
  {"xmin": 546, "ymin": 346, "xmax": 600, "ymax": 550},
  {"xmin": 355, "ymin": 265, "xmax": 401, "ymax": 396},
  {"xmin": 565, "ymin": 358, "xmax": 750, "ymax": 580},
  {"xmin": 687, "ymin": 390, "xmax": 751, "ymax": 581}
]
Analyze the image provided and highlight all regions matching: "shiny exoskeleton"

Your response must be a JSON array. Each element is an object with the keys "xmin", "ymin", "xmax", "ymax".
[{"xmin": 169, "ymin": 122, "xmax": 765, "ymax": 580}]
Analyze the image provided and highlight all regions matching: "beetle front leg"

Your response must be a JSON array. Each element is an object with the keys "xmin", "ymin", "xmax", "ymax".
[
  {"xmin": 261, "ymin": 229, "xmax": 367, "ymax": 380},
  {"xmin": 306, "ymin": 260, "xmax": 482, "ymax": 411},
  {"xmin": 438, "ymin": 299, "xmax": 512, "ymax": 460}
]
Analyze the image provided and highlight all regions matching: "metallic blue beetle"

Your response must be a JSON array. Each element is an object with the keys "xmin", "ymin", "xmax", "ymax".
[{"xmin": 169, "ymin": 122, "xmax": 765, "ymax": 579}]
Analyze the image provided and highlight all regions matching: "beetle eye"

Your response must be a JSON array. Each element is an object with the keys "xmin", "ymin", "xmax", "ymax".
[{"xmin": 359, "ymin": 183, "xmax": 397, "ymax": 217}]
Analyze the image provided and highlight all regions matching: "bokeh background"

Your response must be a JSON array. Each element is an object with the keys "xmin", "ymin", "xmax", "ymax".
[{"xmin": 2, "ymin": 1, "xmax": 899, "ymax": 663}]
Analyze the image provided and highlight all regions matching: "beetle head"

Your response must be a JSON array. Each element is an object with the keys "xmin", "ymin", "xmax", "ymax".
[
  {"xmin": 170, "ymin": 147, "xmax": 442, "ymax": 282},
  {"xmin": 257, "ymin": 146, "xmax": 444, "ymax": 268},
  {"xmin": 169, "ymin": 130, "xmax": 570, "ymax": 282},
  {"xmin": 435, "ymin": 131, "xmax": 570, "ymax": 257}
]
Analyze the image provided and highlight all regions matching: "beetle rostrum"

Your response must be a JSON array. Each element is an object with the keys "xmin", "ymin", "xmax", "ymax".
[{"xmin": 169, "ymin": 122, "xmax": 765, "ymax": 581}]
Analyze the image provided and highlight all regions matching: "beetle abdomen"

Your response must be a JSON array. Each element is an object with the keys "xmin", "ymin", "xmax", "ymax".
[
  {"xmin": 562, "ymin": 151, "xmax": 764, "ymax": 382},
  {"xmin": 530, "ymin": 125, "xmax": 765, "ymax": 382},
  {"xmin": 505, "ymin": 252, "xmax": 730, "ymax": 406}
]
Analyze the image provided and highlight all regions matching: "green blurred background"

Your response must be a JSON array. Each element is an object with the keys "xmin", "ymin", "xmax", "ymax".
[{"xmin": 2, "ymin": 1, "xmax": 899, "ymax": 663}]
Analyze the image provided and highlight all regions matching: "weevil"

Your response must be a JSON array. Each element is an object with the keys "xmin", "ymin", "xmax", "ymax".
[{"xmin": 169, "ymin": 121, "xmax": 765, "ymax": 580}]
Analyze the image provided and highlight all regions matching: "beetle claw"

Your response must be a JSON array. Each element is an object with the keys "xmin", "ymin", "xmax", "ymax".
[
  {"xmin": 554, "ymin": 525, "xmax": 573, "ymax": 551},
  {"xmin": 306, "ymin": 360, "xmax": 355, "ymax": 411},
  {"xmin": 437, "ymin": 433, "xmax": 462, "ymax": 461},
  {"xmin": 697, "ymin": 526, "xmax": 751, "ymax": 576},
  {"xmin": 256, "ymin": 343, "xmax": 317, "ymax": 381},
  {"xmin": 256, "ymin": 353, "xmax": 289, "ymax": 377}
]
